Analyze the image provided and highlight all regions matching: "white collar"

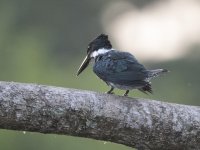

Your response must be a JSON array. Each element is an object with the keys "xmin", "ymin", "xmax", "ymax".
[{"xmin": 90, "ymin": 48, "xmax": 113, "ymax": 58}]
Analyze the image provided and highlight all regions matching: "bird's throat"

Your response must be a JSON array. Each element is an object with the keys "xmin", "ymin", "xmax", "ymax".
[{"xmin": 90, "ymin": 48, "xmax": 112, "ymax": 58}]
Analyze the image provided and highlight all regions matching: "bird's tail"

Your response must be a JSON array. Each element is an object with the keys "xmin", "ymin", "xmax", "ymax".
[{"xmin": 147, "ymin": 69, "xmax": 169, "ymax": 79}]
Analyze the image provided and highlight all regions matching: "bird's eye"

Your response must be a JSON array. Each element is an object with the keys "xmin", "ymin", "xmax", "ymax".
[{"xmin": 87, "ymin": 46, "xmax": 90, "ymax": 53}]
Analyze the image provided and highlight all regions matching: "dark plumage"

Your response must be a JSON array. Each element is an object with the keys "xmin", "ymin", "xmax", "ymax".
[
  {"xmin": 87, "ymin": 34, "xmax": 112, "ymax": 54},
  {"xmin": 77, "ymin": 34, "xmax": 168, "ymax": 96}
]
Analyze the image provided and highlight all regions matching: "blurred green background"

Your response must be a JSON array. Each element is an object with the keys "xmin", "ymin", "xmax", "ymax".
[{"xmin": 0, "ymin": 0, "xmax": 199, "ymax": 150}]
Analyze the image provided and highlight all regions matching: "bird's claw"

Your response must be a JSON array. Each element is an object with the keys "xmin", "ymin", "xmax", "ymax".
[
  {"xmin": 106, "ymin": 91, "xmax": 114, "ymax": 95},
  {"xmin": 123, "ymin": 93, "xmax": 128, "ymax": 96},
  {"xmin": 123, "ymin": 90, "xmax": 129, "ymax": 96}
]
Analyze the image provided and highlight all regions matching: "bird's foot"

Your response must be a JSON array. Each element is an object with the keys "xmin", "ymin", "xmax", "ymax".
[
  {"xmin": 123, "ymin": 90, "xmax": 129, "ymax": 96},
  {"xmin": 106, "ymin": 91, "xmax": 114, "ymax": 95},
  {"xmin": 123, "ymin": 93, "xmax": 128, "ymax": 96},
  {"xmin": 106, "ymin": 87, "xmax": 114, "ymax": 95}
]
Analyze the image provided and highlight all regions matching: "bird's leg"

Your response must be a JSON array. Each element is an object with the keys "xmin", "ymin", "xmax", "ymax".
[
  {"xmin": 123, "ymin": 90, "xmax": 129, "ymax": 96},
  {"xmin": 106, "ymin": 87, "xmax": 114, "ymax": 94}
]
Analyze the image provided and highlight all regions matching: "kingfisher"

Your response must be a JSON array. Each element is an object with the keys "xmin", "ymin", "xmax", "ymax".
[{"xmin": 77, "ymin": 34, "xmax": 168, "ymax": 96}]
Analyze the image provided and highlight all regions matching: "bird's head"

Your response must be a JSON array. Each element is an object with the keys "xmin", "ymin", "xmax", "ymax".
[{"xmin": 77, "ymin": 34, "xmax": 112, "ymax": 76}]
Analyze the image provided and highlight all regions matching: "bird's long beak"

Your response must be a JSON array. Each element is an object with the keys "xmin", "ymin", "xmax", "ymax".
[{"xmin": 76, "ymin": 54, "xmax": 91, "ymax": 76}]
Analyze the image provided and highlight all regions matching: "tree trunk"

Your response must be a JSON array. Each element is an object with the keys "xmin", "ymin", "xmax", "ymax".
[{"xmin": 0, "ymin": 81, "xmax": 199, "ymax": 150}]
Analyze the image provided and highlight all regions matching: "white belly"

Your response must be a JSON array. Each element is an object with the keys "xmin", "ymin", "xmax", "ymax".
[{"xmin": 108, "ymin": 82, "xmax": 143, "ymax": 90}]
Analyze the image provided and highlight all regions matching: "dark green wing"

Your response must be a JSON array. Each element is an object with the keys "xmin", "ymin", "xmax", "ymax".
[{"xmin": 93, "ymin": 51, "xmax": 149, "ymax": 86}]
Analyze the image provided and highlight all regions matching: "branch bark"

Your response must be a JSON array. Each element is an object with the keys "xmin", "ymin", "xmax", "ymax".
[{"xmin": 0, "ymin": 81, "xmax": 199, "ymax": 150}]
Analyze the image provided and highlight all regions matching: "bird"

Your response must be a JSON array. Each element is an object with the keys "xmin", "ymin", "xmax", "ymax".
[{"xmin": 76, "ymin": 34, "xmax": 168, "ymax": 96}]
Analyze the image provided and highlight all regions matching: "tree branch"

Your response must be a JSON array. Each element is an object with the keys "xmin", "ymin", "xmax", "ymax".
[{"xmin": 0, "ymin": 81, "xmax": 199, "ymax": 150}]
